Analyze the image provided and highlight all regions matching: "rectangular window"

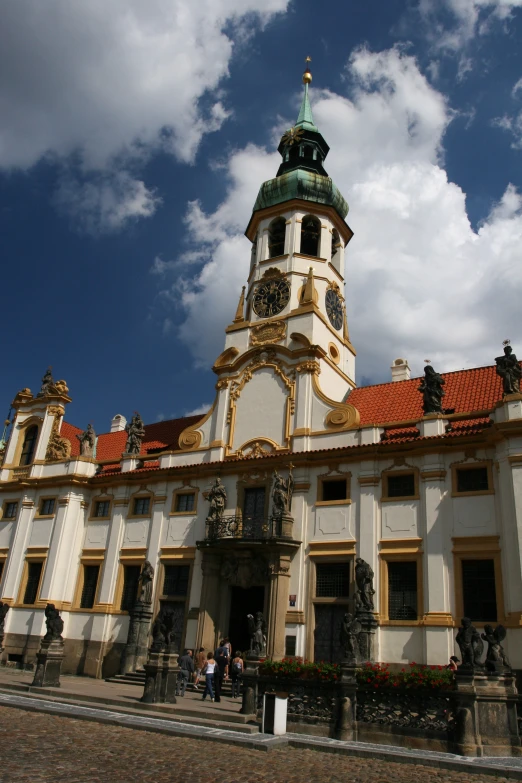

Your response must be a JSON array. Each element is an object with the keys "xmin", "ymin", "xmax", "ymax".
[
  {"xmin": 315, "ymin": 562, "xmax": 350, "ymax": 598},
  {"xmin": 94, "ymin": 500, "xmax": 110, "ymax": 518},
  {"xmin": 23, "ymin": 561, "xmax": 43, "ymax": 604},
  {"xmin": 4, "ymin": 502, "xmax": 18, "ymax": 519},
  {"xmin": 321, "ymin": 479, "xmax": 348, "ymax": 502},
  {"xmin": 457, "ymin": 467, "xmax": 489, "ymax": 494},
  {"xmin": 462, "ymin": 559, "xmax": 497, "ymax": 621},
  {"xmin": 285, "ymin": 635, "xmax": 296, "ymax": 657},
  {"xmin": 386, "ymin": 473, "xmax": 416, "ymax": 499},
  {"xmin": 163, "ymin": 564, "xmax": 190, "ymax": 597},
  {"xmin": 133, "ymin": 497, "xmax": 150, "ymax": 515},
  {"xmin": 388, "ymin": 561, "xmax": 418, "ymax": 620},
  {"xmin": 80, "ymin": 565, "xmax": 100, "ymax": 609},
  {"xmin": 243, "ymin": 487, "xmax": 266, "ymax": 519},
  {"xmin": 175, "ymin": 493, "xmax": 195, "ymax": 513},
  {"xmin": 120, "ymin": 564, "xmax": 141, "ymax": 611},
  {"xmin": 39, "ymin": 498, "xmax": 55, "ymax": 516}
]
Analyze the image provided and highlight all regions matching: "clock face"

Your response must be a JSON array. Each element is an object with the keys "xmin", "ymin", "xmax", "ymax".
[
  {"xmin": 252, "ymin": 278, "xmax": 290, "ymax": 318},
  {"xmin": 325, "ymin": 288, "xmax": 343, "ymax": 330}
]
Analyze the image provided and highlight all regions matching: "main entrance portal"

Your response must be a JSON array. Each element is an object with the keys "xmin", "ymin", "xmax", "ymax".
[{"xmin": 228, "ymin": 585, "xmax": 265, "ymax": 655}]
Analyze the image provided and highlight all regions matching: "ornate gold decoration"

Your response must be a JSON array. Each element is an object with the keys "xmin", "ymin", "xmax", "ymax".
[
  {"xmin": 234, "ymin": 286, "xmax": 246, "ymax": 323},
  {"xmin": 296, "ymin": 360, "xmax": 320, "ymax": 374},
  {"xmin": 45, "ymin": 415, "xmax": 71, "ymax": 462},
  {"xmin": 325, "ymin": 407, "xmax": 359, "ymax": 428},
  {"xmin": 215, "ymin": 378, "xmax": 229, "ymax": 391},
  {"xmin": 261, "ymin": 267, "xmax": 286, "ymax": 280},
  {"xmin": 51, "ymin": 380, "xmax": 69, "ymax": 396},
  {"xmin": 213, "ymin": 347, "xmax": 239, "ymax": 368},
  {"xmin": 236, "ymin": 439, "xmax": 275, "ymax": 459},
  {"xmin": 250, "ymin": 320, "xmax": 286, "ymax": 346},
  {"xmin": 326, "ymin": 279, "xmax": 344, "ymax": 300},
  {"xmin": 178, "ymin": 429, "xmax": 202, "ymax": 450},
  {"xmin": 47, "ymin": 405, "xmax": 65, "ymax": 416},
  {"xmin": 281, "ymin": 126, "xmax": 305, "ymax": 147},
  {"xmin": 299, "ymin": 266, "xmax": 318, "ymax": 305}
]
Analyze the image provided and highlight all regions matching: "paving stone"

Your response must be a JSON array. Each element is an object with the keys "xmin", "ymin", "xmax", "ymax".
[{"xmin": 0, "ymin": 704, "xmax": 517, "ymax": 783}]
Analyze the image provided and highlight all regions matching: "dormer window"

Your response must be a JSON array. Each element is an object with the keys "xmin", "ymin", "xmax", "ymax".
[
  {"xmin": 300, "ymin": 215, "xmax": 321, "ymax": 257},
  {"xmin": 20, "ymin": 425, "xmax": 38, "ymax": 466},
  {"xmin": 268, "ymin": 217, "xmax": 286, "ymax": 258}
]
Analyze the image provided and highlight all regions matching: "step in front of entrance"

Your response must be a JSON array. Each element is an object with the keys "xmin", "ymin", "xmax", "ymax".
[{"xmin": 106, "ymin": 671, "xmax": 238, "ymax": 696}]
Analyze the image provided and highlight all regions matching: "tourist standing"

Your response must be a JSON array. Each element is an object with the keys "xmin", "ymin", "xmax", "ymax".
[
  {"xmin": 176, "ymin": 649, "xmax": 194, "ymax": 696},
  {"xmin": 230, "ymin": 650, "xmax": 244, "ymax": 698},
  {"xmin": 448, "ymin": 655, "xmax": 459, "ymax": 671},
  {"xmin": 223, "ymin": 636, "xmax": 232, "ymax": 679},
  {"xmin": 213, "ymin": 640, "xmax": 229, "ymax": 703},
  {"xmin": 194, "ymin": 647, "xmax": 206, "ymax": 690},
  {"xmin": 201, "ymin": 652, "xmax": 216, "ymax": 701}
]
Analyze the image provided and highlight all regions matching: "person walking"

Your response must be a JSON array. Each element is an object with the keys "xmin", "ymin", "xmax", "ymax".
[
  {"xmin": 201, "ymin": 652, "xmax": 216, "ymax": 702},
  {"xmin": 223, "ymin": 636, "xmax": 232, "ymax": 680},
  {"xmin": 213, "ymin": 639, "xmax": 229, "ymax": 703},
  {"xmin": 230, "ymin": 650, "xmax": 244, "ymax": 698},
  {"xmin": 194, "ymin": 647, "xmax": 206, "ymax": 690},
  {"xmin": 176, "ymin": 648, "xmax": 194, "ymax": 696}
]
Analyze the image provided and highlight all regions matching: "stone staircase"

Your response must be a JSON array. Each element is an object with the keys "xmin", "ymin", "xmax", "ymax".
[{"xmin": 106, "ymin": 669, "xmax": 237, "ymax": 696}]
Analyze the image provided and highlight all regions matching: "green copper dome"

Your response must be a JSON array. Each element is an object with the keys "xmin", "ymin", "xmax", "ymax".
[
  {"xmin": 251, "ymin": 76, "xmax": 349, "ymax": 221},
  {"xmin": 253, "ymin": 168, "xmax": 348, "ymax": 219}
]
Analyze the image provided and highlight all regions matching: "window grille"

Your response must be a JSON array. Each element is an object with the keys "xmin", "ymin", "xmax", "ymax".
[
  {"xmin": 462, "ymin": 559, "xmax": 497, "ymax": 621},
  {"xmin": 133, "ymin": 497, "xmax": 150, "ymax": 515},
  {"xmin": 457, "ymin": 467, "xmax": 489, "ymax": 493},
  {"xmin": 80, "ymin": 565, "xmax": 100, "ymax": 609},
  {"xmin": 40, "ymin": 498, "xmax": 55, "ymax": 515},
  {"xmin": 95, "ymin": 500, "xmax": 110, "ymax": 517},
  {"xmin": 315, "ymin": 562, "xmax": 350, "ymax": 598},
  {"xmin": 388, "ymin": 561, "xmax": 418, "ymax": 620},
  {"xmin": 321, "ymin": 479, "xmax": 347, "ymax": 502},
  {"xmin": 120, "ymin": 565, "xmax": 141, "ymax": 611},
  {"xmin": 387, "ymin": 473, "xmax": 416, "ymax": 498},
  {"xmin": 163, "ymin": 565, "xmax": 189, "ymax": 597},
  {"xmin": 4, "ymin": 502, "xmax": 18, "ymax": 519},
  {"xmin": 20, "ymin": 426, "xmax": 38, "ymax": 466},
  {"xmin": 175, "ymin": 493, "xmax": 195, "ymax": 513},
  {"xmin": 23, "ymin": 562, "xmax": 43, "ymax": 604},
  {"xmin": 243, "ymin": 487, "xmax": 265, "ymax": 520}
]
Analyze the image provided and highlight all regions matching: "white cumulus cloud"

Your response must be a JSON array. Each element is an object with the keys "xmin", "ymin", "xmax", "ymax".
[{"xmin": 165, "ymin": 45, "xmax": 522, "ymax": 384}]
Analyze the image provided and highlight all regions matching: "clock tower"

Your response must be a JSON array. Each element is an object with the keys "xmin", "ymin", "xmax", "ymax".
[{"xmin": 180, "ymin": 62, "xmax": 359, "ymax": 459}]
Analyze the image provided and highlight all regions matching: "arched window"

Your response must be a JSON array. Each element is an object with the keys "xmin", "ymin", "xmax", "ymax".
[
  {"xmin": 331, "ymin": 229, "xmax": 341, "ymax": 264},
  {"xmin": 250, "ymin": 235, "xmax": 258, "ymax": 267},
  {"xmin": 268, "ymin": 217, "xmax": 286, "ymax": 258},
  {"xmin": 300, "ymin": 215, "xmax": 321, "ymax": 257},
  {"xmin": 20, "ymin": 425, "xmax": 38, "ymax": 466}
]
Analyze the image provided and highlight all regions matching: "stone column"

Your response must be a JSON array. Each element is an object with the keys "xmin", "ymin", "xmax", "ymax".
[
  {"xmin": 196, "ymin": 550, "xmax": 221, "ymax": 652},
  {"xmin": 120, "ymin": 599, "xmax": 153, "ymax": 674},
  {"xmin": 141, "ymin": 648, "xmax": 179, "ymax": 704},
  {"xmin": 266, "ymin": 554, "xmax": 291, "ymax": 660},
  {"xmin": 32, "ymin": 638, "xmax": 65, "ymax": 687},
  {"xmin": 337, "ymin": 664, "xmax": 358, "ymax": 741},
  {"xmin": 453, "ymin": 671, "xmax": 521, "ymax": 756},
  {"xmin": 240, "ymin": 655, "xmax": 260, "ymax": 716},
  {"xmin": 355, "ymin": 611, "xmax": 378, "ymax": 663}
]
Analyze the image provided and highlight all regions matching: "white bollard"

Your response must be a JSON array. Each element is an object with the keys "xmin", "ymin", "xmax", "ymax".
[{"xmin": 262, "ymin": 692, "xmax": 288, "ymax": 735}]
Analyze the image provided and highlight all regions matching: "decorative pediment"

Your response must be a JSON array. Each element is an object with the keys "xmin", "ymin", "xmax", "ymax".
[
  {"xmin": 261, "ymin": 267, "xmax": 286, "ymax": 281},
  {"xmin": 250, "ymin": 321, "xmax": 286, "ymax": 347}
]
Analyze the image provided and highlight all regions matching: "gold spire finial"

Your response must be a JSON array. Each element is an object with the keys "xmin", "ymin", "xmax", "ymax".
[
  {"xmin": 303, "ymin": 55, "xmax": 312, "ymax": 84},
  {"xmin": 234, "ymin": 286, "xmax": 246, "ymax": 323}
]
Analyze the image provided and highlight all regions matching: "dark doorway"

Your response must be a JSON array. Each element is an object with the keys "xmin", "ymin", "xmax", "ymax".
[
  {"xmin": 243, "ymin": 487, "xmax": 266, "ymax": 521},
  {"xmin": 313, "ymin": 604, "xmax": 345, "ymax": 663},
  {"xmin": 228, "ymin": 585, "xmax": 265, "ymax": 656}
]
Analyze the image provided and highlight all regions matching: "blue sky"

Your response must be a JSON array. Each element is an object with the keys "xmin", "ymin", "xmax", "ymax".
[{"xmin": 2, "ymin": 0, "xmax": 522, "ymax": 434}]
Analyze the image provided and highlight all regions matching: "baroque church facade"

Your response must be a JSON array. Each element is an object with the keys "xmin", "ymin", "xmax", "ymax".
[{"xmin": 1, "ymin": 66, "xmax": 522, "ymax": 678}]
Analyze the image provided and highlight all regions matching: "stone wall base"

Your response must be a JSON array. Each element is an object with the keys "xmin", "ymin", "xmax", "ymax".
[{"xmin": 1, "ymin": 634, "xmax": 125, "ymax": 679}]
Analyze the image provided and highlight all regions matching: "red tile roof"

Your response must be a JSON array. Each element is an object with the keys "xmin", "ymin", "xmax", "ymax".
[
  {"xmin": 348, "ymin": 365, "xmax": 503, "ymax": 426},
  {"xmin": 60, "ymin": 421, "xmax": 83, "ymax": 457},
  {"xmin": 95, "ymin": 415, "xmax": 203, "ymax": 462}
]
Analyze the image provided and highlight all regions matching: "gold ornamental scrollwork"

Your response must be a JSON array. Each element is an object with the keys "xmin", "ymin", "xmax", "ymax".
[
  {"xmin": 45, "ymin": 415, "xmax": 71, "ymax": 462},
  {"xmin": 325, "ymin": 405, "xmax": 359, "ymax": 429},
  {"xmin": 215, "ymin": 378, "xmax": 229, "ymax": 391},
  {"xmin": 178, "ymin": 429, "xmax": 202, "ymax": 450},
  {"xmin": 296, "ymin": 361, "xmax": 320, "ymax": 375},
  {"xmin": 261, "ymin": 267, "xmax": 286, "ymax": 281},
  {"xmin": 250, "ymin": 320, "xmax": 286, "ymax": 347}
]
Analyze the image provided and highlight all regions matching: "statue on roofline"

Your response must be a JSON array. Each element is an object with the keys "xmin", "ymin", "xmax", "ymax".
[
  {"xmin": 77, "ymin": 423, "xmax": 96, "ymax": 458},
  {"xmin": 125, "ymin": 412, "xmax": 145, "ymax": 455},
  {"xmin": 496, "ymin": 341, "xmax": 522, "ymax": 396},
  {"xmin": 418, "ymin": 364, "xmax": 445, "ymax": 415}
]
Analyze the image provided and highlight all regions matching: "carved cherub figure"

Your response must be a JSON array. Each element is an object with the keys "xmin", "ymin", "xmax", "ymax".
[
  {"xmin": 482, "ymin": 624, "xmax": 510, "ymax": 672},
  {"xmin": 339, "ymin": 612, "xmax": 361, "ymax": 664},
  {"xmin": 456, "ymin": 617, "xmax": 484, "ymax": 669}
]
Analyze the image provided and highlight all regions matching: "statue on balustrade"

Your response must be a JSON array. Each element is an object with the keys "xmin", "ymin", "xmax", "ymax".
[
  {"xmin": 340, "ymin": 612, "xmax": 361, "ymax": 665},
  {"xmin": 247, "ymin": 611, "xmax": 267, "ymax": 657},
  {"xmin": 496, "ymin": 341, "xmax": 522, "ymax": 396},
  {"xmin": 354, "ymin": 558, "xmax": 375, "ymax": 612},
  {"xmin": 125, "ymin": 412, "xmax": 145, "ymax": 455},
  {"xmin": 482, "ymin": 624, "xmax": 510, "ymax": 672},
  {"xmin": 418, "ymin": 364, "xmax": 445, "ymax": 414},
  {"xmin": 271, "ymin": 466, "xmax": 294, "ymax": 517},
  {"xmin": 77, "ymin": 423, "xmax": 96, "ymax": 458},
  {"xmin": 206, "ymin": 477, "xmax": 227, "ymax": 522},
  {"xmin": 138, "ymin": 560, "xmax": 155, "ymax": 605},
  {"xmin": 43, "ymin": 604, "xmax": 64, "ymax": 642},
  {"xmin": 456, "ymin": 617, "xmax": 484, "ymax": 669}
]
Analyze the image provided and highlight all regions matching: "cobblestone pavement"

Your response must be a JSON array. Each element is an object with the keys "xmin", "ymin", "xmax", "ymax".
[{"xmin": 0, "ymin": 705, "xmax": 514, "ymax": 783}]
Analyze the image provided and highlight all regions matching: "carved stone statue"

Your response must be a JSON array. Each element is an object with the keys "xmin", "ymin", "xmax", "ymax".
[
  {"xmin": 271, "ymin": 467, "xmax": 294, "ymax": 517},
  {"xmin": 354, "ymin": 557, "xmax": 375, "ymax": 612},
  {"xmin": 340, "ymin": 612, "xmax": 361, "ymax": 664},
  {"xmin": 138, "ymin": 560, "xmax": 154, "ymax": 605},
  {"xmin": 481, "ymin": 624, "xmax": 510, "ymax": 672},
  {"xmin": 418, "ymin": 365, "xmax": 445, "ymax": 414},
  {"xmin": 247, "ymin": 611, "xmax": 267, "ymax": 657},
  {"xmin": 496, "ymin": 343, "xmax": 522, "ymax": 396},
  {"xmin": 150, "ymin": 605, "xmax": 176, "ymax": 652},
  {"xmin": 456, "ymin": 617, "xmax": 484, "ymax": 669},
  {"xmin": 37, "ymin": 368, "xmax": 54, "ymax": 398},
  {"xmin": 125, "ymin": 412, "xmax": 146, "ymax": 455},
  {"xmin": 45, "ymin": 415, "xmax": 72, "ymax": 462},
  {"xmin": 43, "ymin": 603, "xmax": 64, "ymax": 641},
  {"xmin": 206, "ymin": 477, "xmax": 227, "ymax": 522},
  {"xmin": 77, "ymin": 423, "xmax": 96, "ymax": 458}
]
